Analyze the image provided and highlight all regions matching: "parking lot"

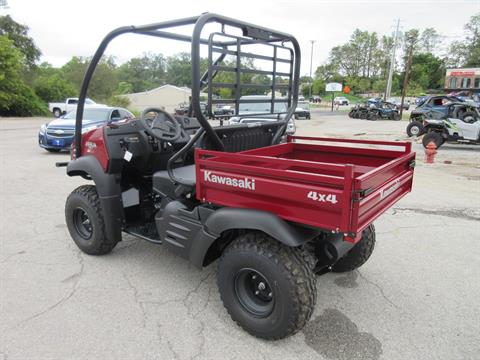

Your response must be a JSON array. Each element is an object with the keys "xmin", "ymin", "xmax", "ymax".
[{"xmin": 1, "ymin": 111, "xmax": 479, "ymax": 360}]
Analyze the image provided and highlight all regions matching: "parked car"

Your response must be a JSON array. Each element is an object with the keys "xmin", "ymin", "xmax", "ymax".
[
  {"xmin": 214, "ymin": 104, "xmax": 235, "ymax": 117},
  {"xmin": 334, "ymin": 97, "xmax": 349, "ymax": 106},
  {"xmin": 310, "ymin": 95, "xmax": 321, "ymax": 103},
  {"xmin": 407, "ymin": 95, "xmax": 480, "ymax": 136},
  {"xmin": 294, "ymin": 101, "xmax": 311, "ymax": 119},
  {"xmin": 387, "ymin": 97, "xmax": 410, "ymax": 111},
  {"xmin": 48, "ymin": 98, "xmax": 104, "ymax": 118},
  {"xmin": 175, "ymin": 102, "xmax": 208, "ymax": 116},
  {"xmin": 38, "ymin": 107, "xmax": 133, "ymax": 152},
  {"xmin": 229, "ymin": 95, "xmax": 295, "ymax": 134}
]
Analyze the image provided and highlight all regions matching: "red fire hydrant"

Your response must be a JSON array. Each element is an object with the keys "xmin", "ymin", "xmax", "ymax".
[{"xmin": 424, "ymin": 141, "xmax": 437, "ymax": 164}]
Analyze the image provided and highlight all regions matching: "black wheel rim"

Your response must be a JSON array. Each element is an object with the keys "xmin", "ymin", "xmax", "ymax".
[
  {"xmin": 234, "ymin": 268, "xmax": 274, "ymax": 317},
  {"xmin": 73, "ymin": 207, "xmax": 93, "ymax": 240}
]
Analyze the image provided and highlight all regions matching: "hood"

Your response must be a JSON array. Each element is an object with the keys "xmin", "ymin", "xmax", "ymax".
[{"xmin": 46, "ymin": 118, "xmax": 103, "ymax": 129}]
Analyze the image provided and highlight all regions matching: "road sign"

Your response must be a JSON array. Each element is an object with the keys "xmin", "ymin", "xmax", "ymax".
[{"xmin": 325, "ymin": 82, "xmax": 342, "ymax": 92}]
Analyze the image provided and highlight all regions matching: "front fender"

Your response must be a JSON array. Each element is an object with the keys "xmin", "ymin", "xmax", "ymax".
[{"xmin": 67, "ymin": 156, "xmax": 123, "ymax": 243}]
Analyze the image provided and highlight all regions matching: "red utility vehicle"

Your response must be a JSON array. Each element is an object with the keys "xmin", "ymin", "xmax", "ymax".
[{"xmin": 59, "ymin": 14, "xmax": 415, "ymax": 340}]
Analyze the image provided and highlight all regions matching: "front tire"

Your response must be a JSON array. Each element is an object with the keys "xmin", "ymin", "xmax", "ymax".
[
  {"xmin": 65, "ymin": 185, "xmax": 119, "ymax": 255},
  {"xmin": 331, "ymin": 224, "xmax": 376, "ymax": 273},
  {"xmin": 406, "ymin": 121, "xmax": 424, "ymax": 137},
  {"xmin": 217, "ymin": 232, "xmax": 316, "ymax": 340}
]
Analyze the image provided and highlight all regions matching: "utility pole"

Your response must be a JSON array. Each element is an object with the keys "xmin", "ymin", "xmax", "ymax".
[
  {"xmin": 309, "ymin": 40, "xmax": 315, "ymax": 101},
  {"xmin": 385, "ymin": 19, "xmax": 400, "ymax": 100},
  {"xmin": 399, "ymin": 43, "xmax": 414, "ymax": 119}
]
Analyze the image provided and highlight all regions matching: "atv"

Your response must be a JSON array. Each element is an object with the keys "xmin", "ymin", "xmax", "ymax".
[
  {"xmin": 366, "ymin": 101, "xmax": 400, "ymax": 121},
  {"xmin": 408, "ymin": 95, "xmax": 480, "ymax": 137},
  {"xmin": 58, "ymin": 14, "xmax": 416, "ymax": 340},
  {"xmin": 422, "ymin": 117, "xmax": 480, "ymax": 149},
  {"xmin": 348, "ymin": 103, "xmax": 369, "ymax": 119}
]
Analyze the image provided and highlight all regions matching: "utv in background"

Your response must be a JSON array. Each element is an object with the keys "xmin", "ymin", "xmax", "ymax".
[{"xmin": 407, "ymin": 95, "xmax": 480, "ymax": 136}]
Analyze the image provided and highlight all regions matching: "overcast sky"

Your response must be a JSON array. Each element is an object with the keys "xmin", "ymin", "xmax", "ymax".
[{"xmin": 2, "ymin": 0, "xmax": 479, "ymax": 75}]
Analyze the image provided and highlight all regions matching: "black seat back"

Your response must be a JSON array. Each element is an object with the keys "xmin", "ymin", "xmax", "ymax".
[{"xmin": 201, "ymin": 122, "xmax": 284, "ymax": 152}]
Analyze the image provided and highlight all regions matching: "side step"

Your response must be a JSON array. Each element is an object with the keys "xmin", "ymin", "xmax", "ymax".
[{"xmin": 123, "ymin": 223, "xmax": 162, "ymax": 245}]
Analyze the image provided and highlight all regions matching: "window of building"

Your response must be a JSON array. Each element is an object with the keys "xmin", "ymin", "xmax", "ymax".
[
  {"xmin": 449, "ymin": 77, "xmax": 457, "ymax": 88},
  {"xmin": 475, "ymin": 77, "xmax": 480, "ymax": 88},
  {"xmin": 461, "ymin": 78, "xmax": 471, "ymax": 88}
]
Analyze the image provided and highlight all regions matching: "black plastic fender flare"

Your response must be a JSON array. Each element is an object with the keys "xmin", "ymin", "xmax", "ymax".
[
  {"xmin": 189, "ymin": 207, "xmax": 322, "ymax": 268},
  {"xmin": 66, "ymin": 156, "xmax": 124, "ymax": 243}
]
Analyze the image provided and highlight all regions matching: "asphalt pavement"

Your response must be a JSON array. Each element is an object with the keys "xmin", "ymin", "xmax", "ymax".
[{"xmin": 1, "ymin": 113, "xmax": 479, "ymax": 360}]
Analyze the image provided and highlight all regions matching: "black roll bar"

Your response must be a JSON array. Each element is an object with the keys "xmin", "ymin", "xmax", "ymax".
[{"xmin": 74, "ymin": 13, "xmax": 300, "ymax": 158}]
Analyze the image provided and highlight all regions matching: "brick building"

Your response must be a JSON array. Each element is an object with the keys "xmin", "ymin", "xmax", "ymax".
[{"xmin": 444, "ymin": 68, "xmax": 480, "ymax": 94}]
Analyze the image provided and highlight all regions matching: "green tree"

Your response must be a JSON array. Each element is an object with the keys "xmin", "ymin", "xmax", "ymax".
[
  {"xmin": 447, "ymin": 13, "xmax": 480, "ymax": 67},
  {"xmin": 409, "ymin": 53, "xmax": 445, "ymax": 90},
  {"xmin": 33, "ymin": 74, "xmax": 77, "ymax": 102},
  {"xmin": 116, "ymin": 53, "xmax": 166, "ymax": 92},
  {"xmin": 61, "ymin": 56, "xmax": 118, "ymax": 101},
  {"xmin": 419, "ymin": 28, "xmax": 441, "ymax": 54},
  {"xmin": 165, "ymin": 53, "xmax": 193, "ymax": 86},
  {"xmin": 0, "ymin": 15, "xmax": 41, "ymax": 69},
  {"xmin": 0, "ymin": 36, "xmax": 46, "ymax": 116}
]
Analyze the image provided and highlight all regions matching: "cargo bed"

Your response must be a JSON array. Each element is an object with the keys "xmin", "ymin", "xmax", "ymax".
[{"xmin": 195, "ymin": 136, "xmax": 415, "ymax": 242}]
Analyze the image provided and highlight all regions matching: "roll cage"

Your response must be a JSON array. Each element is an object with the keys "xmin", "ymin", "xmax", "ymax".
[{"xmin": 74, "ymin": 13, "xmax": 301, "ymax": 159}]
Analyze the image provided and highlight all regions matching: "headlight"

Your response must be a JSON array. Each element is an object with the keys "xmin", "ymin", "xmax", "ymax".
[
  {"xmin": 81, "ymin": 126, "xmax": 97, "ymax": 134},
  {"xmin": 39, "ymin": 123, "xmax": 47, "ymax": 134}
]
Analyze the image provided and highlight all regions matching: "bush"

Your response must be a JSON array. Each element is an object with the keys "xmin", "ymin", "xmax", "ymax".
[{"xmin": 106, "ymin": 94, "xmax": 130, "ymax": 108}]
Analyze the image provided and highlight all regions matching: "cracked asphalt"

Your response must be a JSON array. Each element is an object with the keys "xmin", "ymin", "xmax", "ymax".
[{"xmin": 1, "ymin": 112, "xmax": 480, "ymax": 360}]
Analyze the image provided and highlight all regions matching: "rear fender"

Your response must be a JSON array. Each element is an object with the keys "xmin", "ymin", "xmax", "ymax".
[
  {"xmin": 67, "ymin": 156, "xmax": 123, "ymax": 242},
  {"xmin": 189, "ymin": 207, "xmax": 321, "ymax": 268}
]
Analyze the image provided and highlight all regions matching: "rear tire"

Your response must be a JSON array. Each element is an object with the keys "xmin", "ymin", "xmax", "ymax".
[
  {"xmin": 331, "ymin": 224, "xmax": 375, "ymax": 273},
  {"xmin": 406, "ymin": 121, "xmax": 424, "ymax": 137},
  {"xmin": 65, "ymin": 185, "xmax": 119, "ymax": 255},
  {"xmin": 422, "ymin": 132, "xmax": 444, "ymax": 149},
  {"xmin": 367, "ymin": 112, "xmax": 378, "ymax": 121},
  {"xmin": 217, "ymin": 232, "xmax": 316, "ymax": 339},
  {"xmin": 460, "ymin": 111, "xmax": 478, "ymax": 123}
]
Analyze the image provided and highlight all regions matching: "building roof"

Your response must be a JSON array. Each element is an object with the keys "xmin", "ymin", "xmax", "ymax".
[{"xmin": 124, "ymin": 84, "xmax": 192, "ymax": 97}]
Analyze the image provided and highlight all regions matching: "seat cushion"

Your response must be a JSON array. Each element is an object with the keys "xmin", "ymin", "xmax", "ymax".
[{"xmin": 153, "ymin": 165, "xmax": 196, "ymax": 198}]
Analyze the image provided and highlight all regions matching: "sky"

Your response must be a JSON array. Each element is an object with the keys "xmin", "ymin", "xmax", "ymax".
[{"xmin": 2, "ymin": 0, "xmax": 479, "ymax": 76}]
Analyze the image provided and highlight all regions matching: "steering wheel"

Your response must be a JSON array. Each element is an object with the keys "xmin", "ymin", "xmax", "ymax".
[{"xmin": 140, "ymin": 107, "xmax": 181, "ymax": 142}]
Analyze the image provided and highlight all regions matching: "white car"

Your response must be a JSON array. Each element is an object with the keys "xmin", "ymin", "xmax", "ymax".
[{"xmin": 333, "ymin": 97, "xmax": 349, "ymax": 106}]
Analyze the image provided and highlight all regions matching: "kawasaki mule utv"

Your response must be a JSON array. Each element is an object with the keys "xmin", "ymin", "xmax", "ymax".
[{"xmin": 60, "ymin": 13, "xmax": 415, "ymax": 340}]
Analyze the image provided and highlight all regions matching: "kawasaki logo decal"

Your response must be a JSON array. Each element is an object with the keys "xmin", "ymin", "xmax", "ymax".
[
  {"xmin": 380, "ymin": 180, "xmax": 400, "ymax": 199},
  {"xmin": 204, "ymin": 171, "xmax": 255, "ymax": 190}
]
